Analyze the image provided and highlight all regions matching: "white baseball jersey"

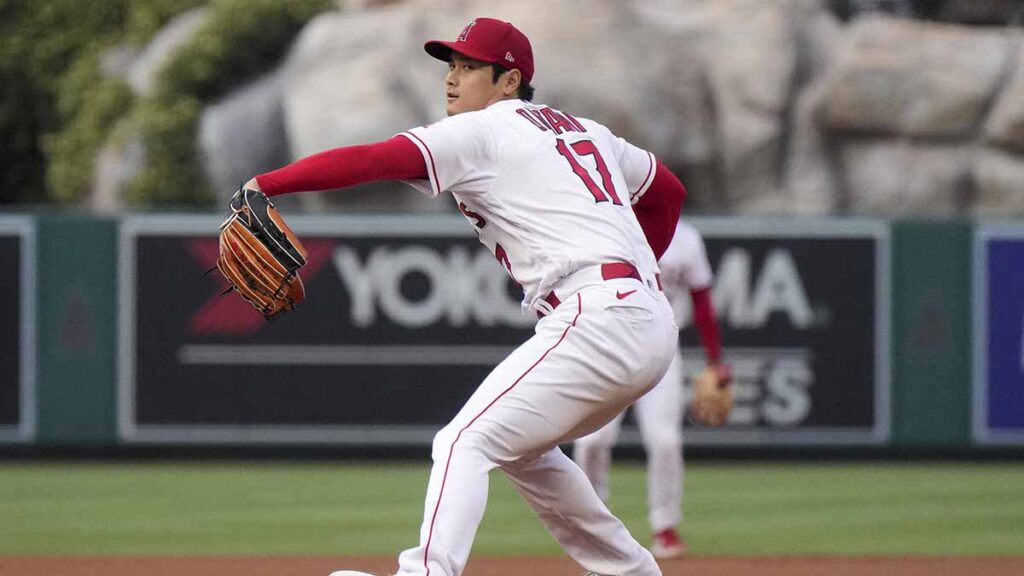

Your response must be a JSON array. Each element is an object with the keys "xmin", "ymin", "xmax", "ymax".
[
  {"xmin": 659, "ymin": 221, "xmax": 714, "ymax": 326},
  {"xmin": 399, "ymin": 99, "xmax": 660, "ymax": 315}
]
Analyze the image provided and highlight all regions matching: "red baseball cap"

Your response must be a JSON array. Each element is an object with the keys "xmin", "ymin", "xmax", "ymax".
[{"xmin": 424, "ymin": 18, "xmax": 534, "ymax": 83}]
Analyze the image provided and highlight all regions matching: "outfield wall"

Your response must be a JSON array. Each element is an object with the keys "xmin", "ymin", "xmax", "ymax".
[{"xmin": 2, "ymin": 213, "xmax": 1021, "ymax": 453}]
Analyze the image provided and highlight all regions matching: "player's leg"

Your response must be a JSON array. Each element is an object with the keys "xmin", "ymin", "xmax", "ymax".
[
  {"xmin": 393, "ymin": 334, "xmax": 559, "ymax": 576},
  {"xmin": 393, "ymin": 293, "xmax": 648, "ymax": 576},
  {"xmin": 487, "ymin": 287, "xmax": 675, "ymax": 576},
  {"xmin": 395, "ymin": 286, "xmax": 675, "ymax": 576},
  {"xmin": 394, "ymin": 421, "xmax": 498, "ymax": 576},
  {"xmin": 634, "ymin": 348, "xmax": 686, "ymax": 556},
  {"xmin": 572, "ymin": 410, "xmax": 626, "ymax": 502},
  {"xmin": 501, "ymin": 445, "xmax": 659, "ymax": 576}
]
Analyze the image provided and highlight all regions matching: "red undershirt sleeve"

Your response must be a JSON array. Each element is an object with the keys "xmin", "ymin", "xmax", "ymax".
[
  {"xmin": 633, "ymin": 161, "xmax": 687, "ymax": 260},
  {"xmin": 690, "ymin": 286, "xmax": 722, "ymax": 364},
  {"xmin": 254, "ymin": 135, "xmax": 428, "ymax": 196}
]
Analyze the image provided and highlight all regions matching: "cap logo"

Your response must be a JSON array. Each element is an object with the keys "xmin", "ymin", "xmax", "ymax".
[
  {"xmin": 505, "ymin": 51, "xmax": 515, "ymax": 63},
  {"xmin": 458, "ymin": 21, "xmax": 476, "ymax": 42}
]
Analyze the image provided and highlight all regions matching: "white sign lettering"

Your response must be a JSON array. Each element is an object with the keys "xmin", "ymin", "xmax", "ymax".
[
  {"xmin": 680, "ymin": 248, "xmax": 815, "ymax": 330},
  {"xmin": 684, "ymin": 352, "xmax": 814, "ymax": 427},
  {"xmin": 333, "ymin": 245, "xmax": 529, "ymax": 328}
]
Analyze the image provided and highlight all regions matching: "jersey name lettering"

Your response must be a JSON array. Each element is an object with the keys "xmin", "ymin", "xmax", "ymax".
[{"xmin": 515, "ymin": 106, "xmax": 588, "ymax": 134}]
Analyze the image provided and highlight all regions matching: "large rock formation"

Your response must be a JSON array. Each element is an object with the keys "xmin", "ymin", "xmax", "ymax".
[
  {"xmin": 98, "ymin": 0, "xmax": 1024, "ymax": 216},
  {"xmin": 197, "ymin": 71, "xmax": 291, "ymax": 204},
  {"xmin": 820, "ymin": 16, "xmax": 1017, "ymax": 214}
]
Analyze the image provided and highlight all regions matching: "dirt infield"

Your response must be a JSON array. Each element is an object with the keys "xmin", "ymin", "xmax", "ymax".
[{"xmin": 2, "ymin": 556, "xmax": 1023, "ymax": 576}]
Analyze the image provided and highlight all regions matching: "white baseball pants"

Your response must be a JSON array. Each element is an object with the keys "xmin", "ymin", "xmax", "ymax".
[
  {"xmin": 395, "ymin": 280, "xmax": 677, "ymax": 576},
  {"xmin": 573, "ymin": 349, "xmax": 685, "ymax": 533}
]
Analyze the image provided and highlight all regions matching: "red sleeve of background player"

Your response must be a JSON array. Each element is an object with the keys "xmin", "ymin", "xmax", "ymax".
[
  {"xmin": 254, "ymin": 135, "xmax": 428, "ymax": 196},
  {"xmin": 690, "ymin": 286, "xmax": 722, "ymax": 363},
  {"xmin": 633, "ymin": 161, "xmax": 686, "ymax": 260}
]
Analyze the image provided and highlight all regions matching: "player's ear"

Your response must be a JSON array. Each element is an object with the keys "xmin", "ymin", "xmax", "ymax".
[{"xmin": 503, "ymin": 68, "xmax": 522, "ymax": 97}]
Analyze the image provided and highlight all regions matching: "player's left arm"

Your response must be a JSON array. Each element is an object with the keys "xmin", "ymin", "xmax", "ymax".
[
  {"xmin": 632, "ymin": 161, "xmax": 686, "ymax": 260},
  {"xmin": 246, "ymin": 135, "xmax": 429, "ymax": 195}
]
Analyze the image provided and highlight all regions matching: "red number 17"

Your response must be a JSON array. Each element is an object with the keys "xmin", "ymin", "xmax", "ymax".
[{"xmin": 555, "ymin": 138, "xmax": 622, "ymax": 205}]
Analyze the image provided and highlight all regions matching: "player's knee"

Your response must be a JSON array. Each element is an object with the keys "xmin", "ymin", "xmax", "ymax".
[
  {"xmin": 431, "ymin": 425, "xmax": 496, "ymax": 462},
  {"xmin": 430, "ymin": 425, "xmax": 459, "ymax": 461}
]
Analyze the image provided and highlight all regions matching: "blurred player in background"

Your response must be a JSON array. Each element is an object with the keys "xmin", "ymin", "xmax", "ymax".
[{"xmin": 574, "ymin": 220, "xmax": 731, "ymax": 559}]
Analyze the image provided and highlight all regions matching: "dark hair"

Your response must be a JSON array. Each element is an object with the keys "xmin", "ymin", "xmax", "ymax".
[{"xmin": 492, "ymin": 64, "xmax": 535, "ymax": 102}]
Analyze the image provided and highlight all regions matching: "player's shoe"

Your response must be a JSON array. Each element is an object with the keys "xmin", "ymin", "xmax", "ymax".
[
  {"xmin": 328, "ymin": 571, "xmax": 379, "ymax": 576},
  {"xmin": 650, "ymin": 527, "xmax": 687, "ymax": 559}
]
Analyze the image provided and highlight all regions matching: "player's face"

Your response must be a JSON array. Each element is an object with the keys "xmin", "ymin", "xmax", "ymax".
[{"xmin": 445, "ymin": 54, "xmax": 509, "ymax": 116}]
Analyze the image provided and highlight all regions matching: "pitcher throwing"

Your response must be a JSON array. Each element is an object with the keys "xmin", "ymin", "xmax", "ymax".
[{"xmin": 243, "ymin": 17, "xmax": 688, "ymax": 576}]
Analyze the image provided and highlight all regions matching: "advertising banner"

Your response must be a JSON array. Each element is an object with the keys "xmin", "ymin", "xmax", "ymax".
[
  {"xmin": 973, "ymin": 224, "xmax": 1024, "ymax": 445},
  {"xmin": 119, "ymin": 216, "xmax": 533, "ymax": 443},
  {"xmin": 0, "ymin": 217, "xmax": 36, "ymax": 443},
  {"xmin": 119, "ymin": 216, "xmax": 889, "ymax": 446}
]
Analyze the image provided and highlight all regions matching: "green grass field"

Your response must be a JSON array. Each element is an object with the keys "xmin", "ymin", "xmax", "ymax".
[{"xmin": 1, "ymin": 462, "xmax": 1022, "ymax": 556}]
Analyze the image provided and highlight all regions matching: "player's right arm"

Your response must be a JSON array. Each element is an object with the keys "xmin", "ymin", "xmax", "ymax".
[{"xmin": 632, "ymin": 164, "xmax": 686, "ymax": 259}]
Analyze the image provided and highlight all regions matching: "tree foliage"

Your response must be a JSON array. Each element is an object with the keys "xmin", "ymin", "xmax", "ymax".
[
  {"xmin": 0, "ymin": 0, "xmax": 125, "ymax": 203},
  {"xmin": 0, "ymin": 0, "xmax": 332, "ymax": 206},
  {"xmin": 130, "ymin": 0, "xmax": 334, "ymax": 207}
]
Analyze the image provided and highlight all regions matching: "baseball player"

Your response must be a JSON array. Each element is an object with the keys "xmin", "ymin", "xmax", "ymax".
[
  {"xmin": 573, "ymin": 220, "xmax": 732, "ymax": 559},
  {"xmin": 244, "ymin": 18, "xmax": 687, "ymax": 576}
]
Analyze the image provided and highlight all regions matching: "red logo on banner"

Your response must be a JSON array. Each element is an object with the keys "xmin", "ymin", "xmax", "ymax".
[{"xmin": 187, "ymin": 239, "xmax": 334, "ymax": 335}]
